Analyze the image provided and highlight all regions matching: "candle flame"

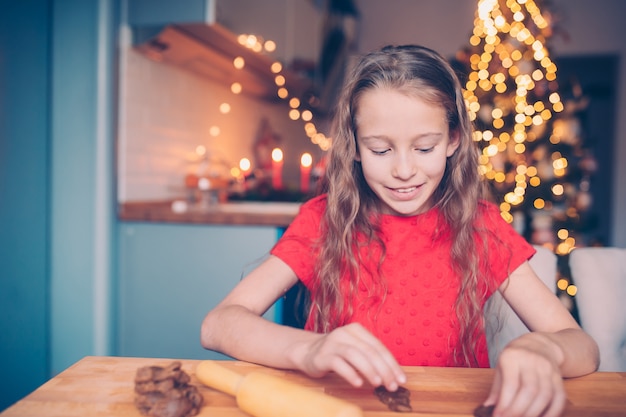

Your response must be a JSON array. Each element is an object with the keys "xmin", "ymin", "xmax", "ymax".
[
  {"xmin": 272, "ymin": 148, "xmax": 283, "ymax": 162},
  {"xmin": 239, "ymin": 157, "xmax": 251, "ymax": 171},
  {"xmin": 300, "ymin": 152, "xmax": 312, "ymax": 168}
]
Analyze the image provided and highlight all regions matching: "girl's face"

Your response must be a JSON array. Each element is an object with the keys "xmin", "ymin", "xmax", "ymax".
[{"xmin": 355, "ymin": 87, "xmax": 459, "ymax": 216}]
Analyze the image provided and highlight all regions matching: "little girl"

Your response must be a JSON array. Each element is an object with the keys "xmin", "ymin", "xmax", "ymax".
[{"xmin": 201, "ymin": 45, "xmax": 599, "ymax": 417}]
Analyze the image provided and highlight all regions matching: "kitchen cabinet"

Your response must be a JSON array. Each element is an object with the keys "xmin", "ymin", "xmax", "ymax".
[
  {"xmin": 127, "ymin": 0, "xmax": 216, "ymax": 26},
  {"xmin": 117, "ymin": 222, "xmax": 281, "ymax": 360},
  {"xmin": 127, "ymin": 0, "xmax": 321, "ymax": 65},
  {"xmin": 128, "ymin": 0, "xmax": 319, "ymax": 101}
]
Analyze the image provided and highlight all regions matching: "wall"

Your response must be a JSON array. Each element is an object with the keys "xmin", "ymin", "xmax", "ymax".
[
  {"xmin": 118, "ymin": 48, "xmax": 321, "ymax": 201},
  {"xmin": 118, "ymin": 0, "xmax": 326, "ymax": 203},
  {"xmin": 216, "ymin": 0, "xmax": 322, "ymax": 65},
  {"xmin": 1, "ymin": 0, "xmax": 118, "ymax": 410},
  {"xmin": 49, "ymin": 0, "xmax": 118, "ymax": 377},
  {"xmin": 0, "ymin": 0, "xmax": 51, "ymax": 410}
]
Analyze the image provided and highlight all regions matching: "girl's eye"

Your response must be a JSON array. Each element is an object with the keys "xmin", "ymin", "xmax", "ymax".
[
  {"xmin": 417, "ymin": 147, "xmax": 434, "ymax": 153},
  {"xmin": 372, "ymin": 149, "xmax": 390, "ymax": 155}
]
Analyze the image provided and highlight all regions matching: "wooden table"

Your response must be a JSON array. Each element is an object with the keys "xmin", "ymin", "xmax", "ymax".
[{"xmin": 2, "ymin": 356, "xmax": 625, "ymax": 416}]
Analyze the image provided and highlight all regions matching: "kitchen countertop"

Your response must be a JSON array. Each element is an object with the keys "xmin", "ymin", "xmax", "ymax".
[
  {"xmin": 118, "ymin": 200, "xmax": 302, "ymax": 227},
  {"xmin": 3, "ymin": 356, "xmax": 625, "ymax": 416}
]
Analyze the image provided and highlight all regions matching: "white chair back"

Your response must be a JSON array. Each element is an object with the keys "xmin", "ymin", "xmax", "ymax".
[
  {"xmin": 485, "ymin": 245, "xmax": 558, "ymax": 367},
  {"xmin": 569, "ymin": 247, "xmax": 626, "ymax": 371}
]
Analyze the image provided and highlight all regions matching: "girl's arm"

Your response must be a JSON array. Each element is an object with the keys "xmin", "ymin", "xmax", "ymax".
[
  {"xmin": 500, "ymin": 261, "xmax": 599, "ymax": 377},
  {"xmin": 485, "ymin": 261, "xmax": 600, "ymax": 417},
  {"xmin": 200, "ymin": 255, "xmax": 406, "ymax": 391}
]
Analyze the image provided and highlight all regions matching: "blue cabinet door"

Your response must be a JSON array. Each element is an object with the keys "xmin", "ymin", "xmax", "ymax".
[{"xmin": 117, "ymin": 223, "xmax": 279, "ymax": 360}]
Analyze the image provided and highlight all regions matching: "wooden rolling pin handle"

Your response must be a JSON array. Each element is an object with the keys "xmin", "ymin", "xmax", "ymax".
[
  {"xmin": 195, "ymin": 360, "xmax": 363, "ymax": 417},
  {"xmin": 195, "ymin": 360, "xmax": 241, "ymax": 397}
]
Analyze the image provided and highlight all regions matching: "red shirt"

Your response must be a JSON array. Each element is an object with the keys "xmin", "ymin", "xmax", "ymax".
[{"xmin": 271, "ymin": 195, "xmax": 535, "ymax": 367}]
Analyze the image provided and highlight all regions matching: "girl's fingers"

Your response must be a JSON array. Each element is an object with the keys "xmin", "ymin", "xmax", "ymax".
[
  {"xmin": 491, "ymin": 361, "xmax": 521, "ymax": 415},
  {"xmin": 342, "ymin": 324, "xmax": 406, "ymax": 390},
  {"xmin": 490, "ymin": 347, "xmax": 567, "ymax": 417},
  {"xmin": 326, "ymin": 356, "xmax": 365, "ymax": 388},
  {"xmin": 483, "ymin": 367, "xmax": 501, "ymax": 407}
]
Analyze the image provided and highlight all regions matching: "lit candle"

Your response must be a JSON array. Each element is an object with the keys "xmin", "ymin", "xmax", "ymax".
[
  {"xmin": 271, "ymin": 148, "xmax": 283, "ymax": 189},
  {"xmin": 239, "ymin": 157, "xmax": 252, "ymax": 191},
  {"xmin": 239, "ymin": 157, "xmax": 252, "ymax": 178},
  {"xmin": 300, "ymin": 152, "xmax": 312, "ymax": 194}
]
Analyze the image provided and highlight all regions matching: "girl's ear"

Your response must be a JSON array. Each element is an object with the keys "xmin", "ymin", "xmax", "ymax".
[{"xmin": 446, "ymin": 130, "xmax": 461, "ymax": 157}]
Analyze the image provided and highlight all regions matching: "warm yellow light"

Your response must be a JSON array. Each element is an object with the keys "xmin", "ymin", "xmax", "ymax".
[
  {"xmin": 271, "ymin": 148, "xmax": 283, "ymax": 163},
  {"xmin": 271, "ymin": 62, "xmax": 283, "ymax": 73},
  {"xmin": 195, "ymin": 145, "xmax": 207, "ymax": 156},
  {"xmin": 264, "ymin": 40, "xmax": 276, "ymax": 52},
  {"xmin": 245, "ymin": 34, "xmax": 258, "ymax": 49},
  {"xmin": 301, "ymin": 110, "xmax": 313, "ymax": 122},
  {"xmin": 566, "ymin": 285, "xmax": 577, "ymax": 296},
  {"xmin": 501, "ymin": 211, "xmax": 514, "ymax": 223},
  {"xmin": 233, "ymin": 56, "xmax": 245, "ymax": 69},
  {"xmin": 289, "ymin": 98, "xmax": 300, "ymax": 108},
  {"xmin": 549, "ymin": 92, "xmax": 561, "ymax": 103},
  {"xmin": 274, "ymin": 75, "xmax": 286, "ymax": 86},
  {"xmin": 557, "ymin": 278, "xmax": 569, "ymax": 291},
  {"xmin": 534, "ymin": 198, "xmax": 545, "ymax": 209},
  {"xmin": 486, "ymin": 144, "xmax": 499, "ymax": 156},
  {"xmin": 304, "ymin": 122, "xmax": 316, "ymax": 136},
  {"xmin": 219, "ymin": 103, "xmax": 231, "ymax": 114},
  {"xmin": 288, "ymin": 109, "xmax": 300, "ymax": 120},
  {"xmin": 553, "ymin": 157, "xmax": 568, "ymax": 170},
  {"xmin": 300, "ymin": 152, "xmax": 313, "ymax": 168},
  {"xmin": 209, "ymin": 126, "xmax": 220, "ymax": 137},
  {"xmin": 552, "ymin": 184, "xmax": 564, "ymax": 196},
  {"xmin": 239, "ymin": 157, "xmax": 251, "ymax": 172},
  {"xmin": 230, "ymin": 82, "xmax": 242, "ymax": 94},
  {"xmin": 277, "ymin": 87, "xmax": 288, "ymax": 99}
]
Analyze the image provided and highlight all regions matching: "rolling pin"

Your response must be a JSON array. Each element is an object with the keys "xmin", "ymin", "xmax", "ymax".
[{"xmin": 195, "ymin": 360, "xmax": 363, "ymax": 417}]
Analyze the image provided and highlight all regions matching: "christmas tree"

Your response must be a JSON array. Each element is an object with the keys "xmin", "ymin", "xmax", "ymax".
[{"xmin": 455, "ymin": 0, "xmax": 597, "ymax": 258}]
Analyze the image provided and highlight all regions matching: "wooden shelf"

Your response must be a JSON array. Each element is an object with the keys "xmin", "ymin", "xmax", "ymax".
[
  {"xmin": 118, "ymin": 200, "xmax": 299, "ymax": 227},
  {"xmin": 134, "ymin": 23, "xmax": 311, "ymax": 101}
]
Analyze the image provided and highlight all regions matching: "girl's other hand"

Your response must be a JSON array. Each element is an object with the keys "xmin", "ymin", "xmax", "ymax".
[
  {"xmin": 290, "ymin": 323, "xmax": 406, "ymax": 392},
  {"xmin": 484, "ymin": 332, "xmax": 567, "ymax": 417}
]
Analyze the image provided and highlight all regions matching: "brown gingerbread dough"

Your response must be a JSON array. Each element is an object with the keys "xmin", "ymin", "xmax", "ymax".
[
  {"xmin": 473, "ymin": 404, "xmax": 495, "ymax": 417},
  {"xmin": 374, "ymin": 385, "xmax": 412, "ymax": 412},
  {"xmin": 134, "ymin": 361, "xmax": 203, "ymax": 417}
]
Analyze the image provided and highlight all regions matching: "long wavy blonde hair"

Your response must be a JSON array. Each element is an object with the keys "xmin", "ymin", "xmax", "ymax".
[{"xmin": 307, "ymin": 45, "xmax": 494, "ymax": 367}]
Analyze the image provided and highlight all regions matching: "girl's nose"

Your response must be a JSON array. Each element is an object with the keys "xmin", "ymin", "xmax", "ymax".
[{"xmin": 391, "ymin": 154, "xmax": 417, "ymax": 180}]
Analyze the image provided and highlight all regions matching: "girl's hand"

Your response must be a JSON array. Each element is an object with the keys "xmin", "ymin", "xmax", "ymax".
[
  {"xmin": 291, "ymin": 322, "xmax": 406, "ymax": 392},
  {"xmin": 484, "ymin": 332, "xmax": 567, "ymax": 417}
]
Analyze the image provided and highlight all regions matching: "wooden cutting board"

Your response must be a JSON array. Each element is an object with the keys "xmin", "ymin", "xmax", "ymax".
[{"xmin": 2, "ymin": 356, "xmax": 625, "ymax": 416}]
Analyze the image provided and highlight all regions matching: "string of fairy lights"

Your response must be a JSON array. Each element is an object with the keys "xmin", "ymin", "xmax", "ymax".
[
  {"xmin": 234, "ymin": 32, "xmax": 331, "ymax": 153},
  {"xmin": 463, "ymin": 0, "xmax": 581, "ymax": 254},
  {"xmin": 194, "ymin": 31, "xmax": 331, "ymax": 183}
]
